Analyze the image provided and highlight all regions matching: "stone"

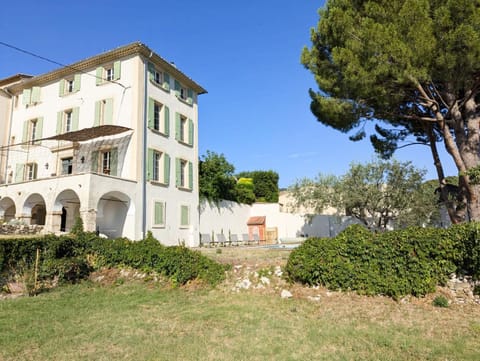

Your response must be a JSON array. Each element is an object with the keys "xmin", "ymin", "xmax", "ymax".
[
  {"xmin": 281, "ymin": 289, "xmax": 293, "ymax": 299},
  {"xmin": 260, "ymin": 276, "xmax": 270, "ymax": 285}
]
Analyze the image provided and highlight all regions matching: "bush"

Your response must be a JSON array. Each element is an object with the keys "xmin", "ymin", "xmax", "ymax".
[
  {"xmin": 285, "ymin": 224, "xmax": 460, "ymax": 298},
  {"xmin": 447, "ymin": 222, "xmax": 480, "ymax": 280},
  {"xmin": 432, "ymin": 295, "xmax": 449, "ymax": 308}
]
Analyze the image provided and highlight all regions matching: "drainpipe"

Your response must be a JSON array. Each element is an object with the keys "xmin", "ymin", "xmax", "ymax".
[{"xmin": 141, "ymin": 56, "xmax": 151, "ymax": 239}]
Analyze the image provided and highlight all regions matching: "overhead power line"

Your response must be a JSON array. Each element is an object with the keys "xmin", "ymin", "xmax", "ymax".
[{"xmin": 0, "ymin": 40, "xmax": 127, "ymax": 89}]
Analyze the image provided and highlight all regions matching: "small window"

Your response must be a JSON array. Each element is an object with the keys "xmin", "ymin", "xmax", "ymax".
[
  {"xmin": 180, "ymin": 205, "xmax": 190, "ymax": 228},
  {"xmin": 153, "ymin": 201, "xmax": 166, "ymax": 227},
  {"xmin": 96, "ymin": 61, "xmax": 121, "ymax": 85},
  {"xmin": 26, "ymin": 163, "xmax": 38, "ymax": 181},
  {"xmin": 176, "ymin": 158, "xmax": 192, "ymax": 190},
  {"xmin": 148, "ymin": 63, "xmax": 170, "ymax": 91},
  {"xmin": 175, "ymin": 113, "xmax": 193, "ymax": 145},
  {"xmin": 153, "ymin": 151, "xmax": 163, "ymax": 182},
  {"xmin": 102, "ymin": 150, "xmax": 111, "ymax": 175},
  {"xmin": 65, "ymin": 111, "xmax": 73, "ymax": 132},
  {"xmin": 59, "ymin": 75, "xmax": 81, "ymax": 96},
  {"xmin": 148, "ymin": 98, "xmax": 169, "ymax": 135},
  {"xmin": 94, "ymin": 99, "xmax": 113, "ymax": 126},
  {"xmin": 61, "ymin": 157, "xmax": 73, "ymax": 175}
]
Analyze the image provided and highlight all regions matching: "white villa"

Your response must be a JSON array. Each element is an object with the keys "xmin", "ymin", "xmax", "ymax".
[{"xmin": 0, "ymin": 42, "xmax": 206, "ymax": 246}]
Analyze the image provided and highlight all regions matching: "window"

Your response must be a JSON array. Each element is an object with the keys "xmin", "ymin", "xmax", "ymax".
[
  {"xmin": 174, "ymin": 80, "xmax": 193, "ymax": 104},
  {"xmin": 91, "ymin": 148, "xmax": 118, "ymax": 176},
  {"xmin": 61, "ymin": 157, "xmax": 73, "ymax": 175},
  {"xmin": 176, "ymin": 158, "xmax": 193, "ymax": 190},
  {"xmin": 22, "ymin": 118, "xmax": 43, "ymax": 144},
  {"xmin": 57, "ymin": 108, "xmax": 79, "ymax": 134},
  {"xmin": 14, "ymin": 163, "xmax": 37, "ymax": 182},
  {"xmin": 153, "ymin": 201, "xmax": 166, "ymax": 227},
  {"xmin": 94, "ymin": 99, "xmax": 113, "ymax": 126},
  {"xmin": 26, "ymin": 163, "xmax": 38, "ymax": 180},
  {"xmin": 96, "ymin": 61, "xmax": 121, "ymax": 85},
  {"xmin": 148, "ymin": 98, "xmax": 169, "ymax": 135},
  {"xmin": 148, "ymin": 62, "xmax": 170, "ymax": 91},
  {"xmin": 59, "ymin": 74, "xmax": 81, "ymax": 96},
  {"xmin": 102, "ymin": 151, "xmax": 111, "ymax": 174},
  {"xmin": 175, "ymin": 113, "xmax": 193, "ymax": 145},
  {"xmin": 180, "ymin": 205, "xmax": 190, "ymax": 228},
  {"xmin": 22, "ymin": 87, "xmax": 41, "ymax": 106},
  {"xmin": 147, "ymin": 149, "xmax": 170, "ymax": 184}
]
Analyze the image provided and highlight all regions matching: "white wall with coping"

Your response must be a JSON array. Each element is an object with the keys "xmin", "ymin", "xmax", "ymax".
[{"xmin": 199, "ymin": 200, "xmax": 361, "ymax": 242}]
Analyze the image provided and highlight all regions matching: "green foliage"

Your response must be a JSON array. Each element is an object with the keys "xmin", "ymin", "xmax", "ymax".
[
  {"xmin": 236, "ymin": 170, "xmax": 279, "ymax": 203},
  {"xmin": 235, "ymin": 178, "xmax": 256, "ymax": 204},
  {"xmin": 199, "ymin": 150, "xmax": 237, "ymax": 203},
  {"xmin": 0, "ymin": 233, "xmax": 227, "ymax": 293},
  {"xmin": 433, "ymin": 295, "xmax": 449, "ymax": 308},
  {"xmin": 446, "ymin": 222, "xmax": 480, "ymax": 280},
  {"xmin": 290, "ymin": 158, "xmax": 438, "ymax": 230},
  {"xmin": 285, "ymin": 224, "xmax": 461, "ymax": 298},
  {"xmin": 303, "ymin": 0, "xmax": 480, "ymax": 221},
  {"xmin": 70, "ymin": 216, "xmax": 84, "ymax": 236}
]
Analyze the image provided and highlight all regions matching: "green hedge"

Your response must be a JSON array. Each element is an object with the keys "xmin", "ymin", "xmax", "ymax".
[
  {"xmin": 0, "ymin": 232, "xmax": 227, "ymax": 290},
  {"xmin": 285, "ymin": 224, "xmax": 470, "ymax": 298}
]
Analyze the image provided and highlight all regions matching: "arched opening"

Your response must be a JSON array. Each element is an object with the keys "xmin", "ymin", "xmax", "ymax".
[
  {"xmin": 23, "ymin": 194, "xmax": 47, "ymax": 225},
  {"xmin": 0, "ymin": 197, "xmax": 16, "ymax": 223},
  {"xmin": 53, "ymin": 189, "xmax": 81, "ymax": 233},
  {"xmin": 96, "ymin": 191, "xmax": 131, "ymax": 239}
]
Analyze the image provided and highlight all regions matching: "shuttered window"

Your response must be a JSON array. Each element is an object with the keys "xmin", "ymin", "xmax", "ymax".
[
  {"xmin": 96, "ymin": 61, "xmax": 121, "ymax": 85},
  {"xmin": 153, "ymin": 201, "xmax": 166, "ymax": 227},
  {"xmin": 180, "ymin": 205, "xmax": 189, "ymax": 228}
]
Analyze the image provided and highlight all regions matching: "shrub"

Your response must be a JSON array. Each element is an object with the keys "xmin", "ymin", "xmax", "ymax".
[
  {"xmin": 432, "ymin": 295, "xmax": 449, "ymax": 308},
  {"xmin": 285, "ymin": 224, "xmax": 460, "ymax": 298},
  {"xmin": 447, "ymin": 222, "xmax": 480, "ymax": 280}
]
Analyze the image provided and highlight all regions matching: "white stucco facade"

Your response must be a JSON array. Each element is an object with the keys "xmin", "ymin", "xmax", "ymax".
[{"xmin": 0, "ymin": 43, "xmax": 206, "ymax": 246}]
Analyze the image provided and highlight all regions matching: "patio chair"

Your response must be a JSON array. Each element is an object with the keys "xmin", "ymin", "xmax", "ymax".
[
  {"xmin": 230, "ymin": 234, "xmax": 240, "ymax": 246},
  {"xmin": 241, "ymin": 233, "xmax": 249, "ymax": 245},
  {"xmin": 216, "ymin": 233, "xmax": 228, "ymax": 246},
  {"xmin": 200, "ymin": 233, "xmax": 213, "ymax": 247}
]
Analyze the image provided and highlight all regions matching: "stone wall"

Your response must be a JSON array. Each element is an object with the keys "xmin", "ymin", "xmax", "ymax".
[{"xmin": 0, "ymin": 224, "xmax": 44, "ymax": 235}]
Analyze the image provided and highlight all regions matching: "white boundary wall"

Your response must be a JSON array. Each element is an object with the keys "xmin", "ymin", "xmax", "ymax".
[{"xmin": 199, "ymin": 200, "xmax": 361, "ymax": 242}]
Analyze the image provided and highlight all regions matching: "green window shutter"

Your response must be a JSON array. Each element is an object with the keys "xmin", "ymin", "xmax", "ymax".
[
  {"xmin": 56, "ymin": 112, "xmax": 63, "ymax": 134},
  {"xmin": 147, "ymin": 98, "xmax": 154, "ymax": 129},
  {"xmin": 22, "ymin": 89, "xmax": 31, "ymax": 106},
  {"xmin": 31, "ymin": 87, "xmax": 41, "ymax": 103},
  {"xmin": 110, "ymin": 148, "xmax": 118, "ymax": 176},
  {"xmin": 36, "ymin": 117, "xmax": 43, "ymax": 140},
  {"xmin": 15, "ymin": 164, "xmax": 25, "ymax": 182},
  {"xmin": 175, "ymin": 113, "xmax": 181, "ymax": 140},
  {"xmin": 175, "ymin": 158, "xmax": 181, "ymax": 187},
  {"xmin": 96, "ymin": 67, "xmax": 103, "ymax": 85},
  {"xmin": 22, "ymin": 120, "xmax": 28, "ymax": 142},
  {"xmin": 147, "ymin": 148, "xmax": 154, "ymax": 181},
  {"xmin": 188, "ymin": 119, "xmax": 194, "ymax": 146},
  {"xmin": 91, "ymin": 151, "xmax": 99, "ymax": 172},
  {"xmin": 104, "ymin": 98, "xmax": 113, "ymax": 125},
  {"xmin": 164, "ymin": 106, "xmax": 170, "ymax": 136},
  {"xmin": 154, "ymin": 202, "xmax": 164, "ymax": 225},
  {"xmin": 148, "ymin": 62, "xmax": 155, "ymax": 81},
  {"xmin": 164, "ymin": 153, "xmax": 170, "ymax": 185},
  {"xmin": 174, "ymin": 80, "xmax": 180, "ymax": 97},
  {"xmin": 187, "ymin": 89, "xmax": 193, "ymax": 105},
  {"xmin": 181, "ymin": 205, "xmax": 189, "ymax": 226},
  {"xmin": 163, "ymin": 73, "xmax": 170, "ymax": 90},
  {"xmin": 74, "ymin": 74, "xmax": 81, "ymax": 92},
  {"xmin": 188, "ymin": 161, "xmax": 193, "ymax": 190},
  {"xmin": 113, "ymin": 61, "xmax": 121, "ymax": 80},
  {"xmin": 72, "ymin": 107, "xmax": 80, "ymax": 130},
  {"xmin": 94, "ymin": 101, "xmax": 101, "ymax": 126},
  {"xmin": 59, "ymin": 79, "xmax": 66, "ymax": 97}
]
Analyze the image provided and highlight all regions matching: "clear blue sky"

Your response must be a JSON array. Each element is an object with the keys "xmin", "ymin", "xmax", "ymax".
[{"xmin": 0, "ymin": 0, "xmax": 457, "ymax": 188}]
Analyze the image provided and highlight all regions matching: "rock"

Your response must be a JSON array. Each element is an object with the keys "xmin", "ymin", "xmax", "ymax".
[
  {"xmin": 307, "ymin": 295, "xmax": 321, "ymax": 302},
  {"xmin": 281, "ymin": 289, "xmax": 293, "ymax": 299},
  {"xmin": 260, "ymin": 276, "xmax": 270, "ymax": 285},
  {"xmin": 236, "ymin": 279, "xmax": 252, "ymax": 290}
]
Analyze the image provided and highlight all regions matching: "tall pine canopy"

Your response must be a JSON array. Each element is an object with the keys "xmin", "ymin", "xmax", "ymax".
[{"xmin": 302, "ymin": 0, "xmax": 480, "ymax": 222}]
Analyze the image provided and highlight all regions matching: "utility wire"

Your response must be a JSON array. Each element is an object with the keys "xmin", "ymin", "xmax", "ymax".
[{"xmin": 0, "ymin": 40, "xmax": 128, "ymax": 89}]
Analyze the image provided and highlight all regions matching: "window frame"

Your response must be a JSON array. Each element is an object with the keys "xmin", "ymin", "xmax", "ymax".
[
  {"xmin": 152, "ymin": 200, "xmax": 166, "ymax": 228},
  {"xmin": 25, "ymin": 163, "xmax": 38, "ymax": 181},
  {"xmin": 61, "ymin": 157, "xmax": 73, "ymax": 175},
  {"xmin": 180, "ymin": 204, "xmax": 190, "ymax": 228}
]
